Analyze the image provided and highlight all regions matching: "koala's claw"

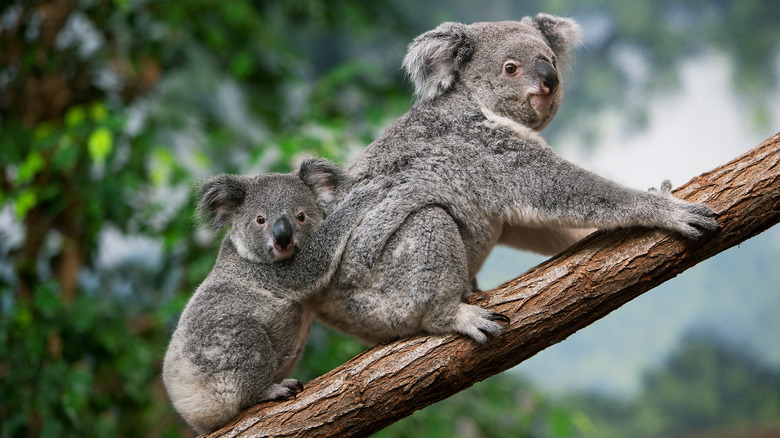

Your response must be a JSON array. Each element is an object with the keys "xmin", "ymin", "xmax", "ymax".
[
  {"xmin": 454, "ymin": 304, "xmax": 506, "ymax": 343},
  {"xmin": 649, "ymin": 180, "xmax": 719, "ymax": 239},
  {"xmin": 648, "ymin": 179, "xmax": 674, "ymax": 194},
  {"xmin": 268, "ymin": 378, "xmax": 304, "ymax": 400},
  {"xmin": 489, "ymin": 312, "xmax": 510, "ymax": 324},
  {"xmin": 286, "ymin": 378, "xmax": 305, "ymax": 394},
  {"xmin": 675, "ymin": 201, "xmax": 719, "ymax": 238}
]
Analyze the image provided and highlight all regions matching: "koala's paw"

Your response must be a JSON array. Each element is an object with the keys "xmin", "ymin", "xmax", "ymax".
[
  {"xmin": 454, "ymin": 304, "xmax": 508, "ymax": 343},
  {"xmin": 266, "ymin": 378, "xmax": 304, "ymax": 400},
  {"xmin": 650, "ymin": 180, "xmax": 719, "ymax": 239}
]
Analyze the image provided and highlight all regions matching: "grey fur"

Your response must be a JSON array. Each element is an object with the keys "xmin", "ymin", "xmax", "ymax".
[
  {"xmin": 269, "ymin": 14, "xmax": 718, "ymax": 346},
  {"xmin": 163, "ymin": 159, "xmax": 366, "ymax": 434}
]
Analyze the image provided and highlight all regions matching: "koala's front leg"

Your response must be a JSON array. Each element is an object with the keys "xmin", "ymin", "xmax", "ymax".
[
  {"xmin": 495, "ymin": 148, "xmax": 718, "ymax": 238},
  {"xmin": 645, "ymin": 179, "xmax": 718, "ymax": 238}
]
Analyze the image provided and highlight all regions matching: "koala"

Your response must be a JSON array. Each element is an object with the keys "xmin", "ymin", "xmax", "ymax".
[
  {"xmin": 162, "ymin": 159, "xmax": 364, "ymax": 434},
  {"xmin": 270, "ymin": 14, "xmax": 718, "ymax": 346}
]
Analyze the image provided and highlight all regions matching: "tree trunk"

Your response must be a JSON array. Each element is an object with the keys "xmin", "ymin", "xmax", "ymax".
[{"xmin": 205, "ymin": 132, "xmax": 780, "ymax": 438}]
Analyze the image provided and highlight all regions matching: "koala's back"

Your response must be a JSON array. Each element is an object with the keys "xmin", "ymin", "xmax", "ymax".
[
  {"xmin": 342, "ymin": 98, "xmax": 523, "ymax": 271},
  {"xmin": 308, "ymin": 204, "xmax": 471, "ymax": 344}
]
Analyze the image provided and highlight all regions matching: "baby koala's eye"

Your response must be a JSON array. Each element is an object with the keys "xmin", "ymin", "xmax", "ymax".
[
  {"xmin": 503, "ymin": 60, "xmax": 521, "ymax": 76},
  {"xmin": 296, "ymin": 212, "xmax": 306, "ymax": 223},
  {"xmin": 256, "ymin": 215, "xmax": 266, "ymax": 225}
]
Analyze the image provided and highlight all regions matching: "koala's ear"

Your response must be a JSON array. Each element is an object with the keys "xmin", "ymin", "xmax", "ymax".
[
  {"xmin": 298, "ymin": 158, "xmax": 347, "ymax": 206},
  {"xmin": 533, "ymin": 14, "xmax": 582, "ymax": 63},
  {"xmin": 402, "ymin": 22, "xmax": 474, "ymax": 102},
  {"xmin": 196, "ymin": 174, "xmax": 247, "ymax": 230}
]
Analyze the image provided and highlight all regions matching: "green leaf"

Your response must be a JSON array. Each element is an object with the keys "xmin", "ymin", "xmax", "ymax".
[
  {"xmin": 230, "ymin": 52, "xmax": 255, "ymax": 78},
  {"xmin": 33, "ymin": 122, "xmax": 56, "ymax": 143},
  {"xmin": 15, "ymin": 305, "xmax": 33, "ymax": 329},
  {"xmin": 89, "ymin": 102, "xmax": 109, "ymax": 123},
  {"xmin": 14, "ymin": 189, "xmax": 37, "ymax": 219},
  {"xmin": 88, "ymin": 127, "xmax": 113, "ymax": 166},
  {"xmin": 113, "ymin": 0, "xmax": 130, "ymax": 12},
  {"xmin": 52, "ymin": 136, "xmax": 78, "ymax": 171},
  {"xmin": 149, "ymin": 147, "xmax": 175, "ymax": 186},
  {"xmin": 65, "ymin": 106, "xmax": 87, "ymax": 128},
  {"xmin": 34, "ymin": 283, "xmax": 60, "ymax": 318},
  {"xmin": 16, "ymin": 151, "xmax": 45, "ymax": 185},
  {"xmin": 62, "ymin": 365, "xmax": 93, "ymax": 422},
  {"xmin": 548, "ymin": 408, "xmax": 575, "ymax": 438}
]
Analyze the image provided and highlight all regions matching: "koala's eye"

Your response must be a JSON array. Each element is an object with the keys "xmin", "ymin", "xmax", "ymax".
[
  {"xmin": 256, "ymin": 215, "xmax": 266, "ymax": 225},
  {"xmin": 503, "ymin": 61, "xmax": 521, "ymax": 76},
  {"xmin": 296, "ymin": 212, "xmax": 306, "ymax": 223}
]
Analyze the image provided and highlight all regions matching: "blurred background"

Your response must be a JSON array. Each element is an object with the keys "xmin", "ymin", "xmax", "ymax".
[{"xmin": 1, "ymin": 1, "xmax": 778, "ymax": 437}]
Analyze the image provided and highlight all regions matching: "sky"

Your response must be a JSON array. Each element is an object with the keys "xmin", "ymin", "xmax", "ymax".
[{"xmin": 563, "ymin": 52, "xmax": 779, "ymax": 189}]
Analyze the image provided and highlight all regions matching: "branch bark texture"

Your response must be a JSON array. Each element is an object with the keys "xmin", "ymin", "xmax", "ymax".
[{"xmin": 206, "ymin": 132, "xmax": 780, "ymax": 438}]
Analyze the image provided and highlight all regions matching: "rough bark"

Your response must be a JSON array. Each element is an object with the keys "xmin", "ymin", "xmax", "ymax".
[{"xmin": 205, "ymin": 132, "xmax": 780, "ymax": 438}]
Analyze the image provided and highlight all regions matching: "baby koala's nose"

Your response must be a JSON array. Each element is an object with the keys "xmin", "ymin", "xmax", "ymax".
[
  {"xmin": 272, "ymin": 217, "xmax": 293, "ymax": 250},
  {"xmin": 534, "ymin": 60, "xmax": 559, "ymax": 95}
]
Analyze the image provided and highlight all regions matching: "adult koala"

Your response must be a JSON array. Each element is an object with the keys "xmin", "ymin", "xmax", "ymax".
[{"xmin": 275, "ymin": 14, "xmax": 717, "ymax": 345}]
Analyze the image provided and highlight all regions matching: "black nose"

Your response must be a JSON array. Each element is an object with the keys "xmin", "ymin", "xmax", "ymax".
[
  {"xmin": 272, "ymin": 217, "xmax": 293, "ymax": 248},
  {"xmin": 534, "ymin": 60, "xmax": 559, "ymax": 94}
]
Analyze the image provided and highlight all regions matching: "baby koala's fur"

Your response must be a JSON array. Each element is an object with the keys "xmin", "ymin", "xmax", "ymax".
[{"xmin": 162, "ymin": 159, "xmax": 362, "ymax": 433}]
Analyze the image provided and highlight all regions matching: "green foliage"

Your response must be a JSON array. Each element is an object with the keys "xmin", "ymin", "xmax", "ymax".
[
  {"xmin": 0, "ymin": 0, "xmax": 409, "ymax": 435},
  {"xmin": 0, "ymin": 282, "xmax": 182, "ymax": 437}
]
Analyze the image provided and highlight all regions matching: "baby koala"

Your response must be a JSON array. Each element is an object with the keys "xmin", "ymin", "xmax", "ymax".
[{"xmin": 162, "ymin": 159, "xmax": 347, "ymax": 434}]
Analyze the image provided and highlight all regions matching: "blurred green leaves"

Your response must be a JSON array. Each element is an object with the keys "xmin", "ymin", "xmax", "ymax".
[
  {"xmin": 0, "ymin": 281, "xmax": 175, "ymax": 437},
  {"xmin": 1, "ymin": 1, "xmax": 409, "ymax": 435},
  {"xmin": 15, "ymin": 152, "xmax": 45, "ymax": 186},
  {"xmin": 87, "ymin": 127, "xmax": 113, "ymax": 167}
]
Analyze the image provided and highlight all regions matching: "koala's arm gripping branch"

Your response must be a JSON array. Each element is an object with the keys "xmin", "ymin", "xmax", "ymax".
[{"xmin": 204, "ymin": 132, "xmax": 780, "ymax": 438}]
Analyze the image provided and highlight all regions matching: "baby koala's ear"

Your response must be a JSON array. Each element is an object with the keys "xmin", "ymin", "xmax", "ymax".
[
  {"xmin": 533, "ymin": 13, "xmax": 582, "ymax": 63},
  {"xmin": 298, "ymin": 158, "xmax": 347, "ymax": 207},
  {"xmin": 196, "ymin": 174, "xmax": 247, "ymax": 230}
]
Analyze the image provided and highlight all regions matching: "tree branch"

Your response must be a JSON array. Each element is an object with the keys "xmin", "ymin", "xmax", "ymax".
[{"xmin": 205, "ymin": 132, "xmax": 780, "ymax": 438}]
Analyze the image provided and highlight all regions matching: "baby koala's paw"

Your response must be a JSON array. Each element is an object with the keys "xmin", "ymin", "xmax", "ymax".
[{"xmin": 649, "ymin": 180, "xmax": 718, "ymax": 239}]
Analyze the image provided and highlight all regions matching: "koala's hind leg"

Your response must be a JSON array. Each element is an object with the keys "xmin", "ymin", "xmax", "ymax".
[
  {"xmin": 390, "ymin": 206, "xmax": 506, "ymax": 343},
  {"xmin": 263, "ymin": 378, "xmax": 304, "ymax": 400}
]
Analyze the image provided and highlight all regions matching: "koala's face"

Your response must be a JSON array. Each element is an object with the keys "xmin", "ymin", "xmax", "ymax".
[
  {"xmin": 198, "ymin": 159, "xmax": 345, "ymax": 264},
  {"xmin": 403, "ymin": 14, "xmax": 581, "ymax": 131},
  {"xmin": 228, "ymin": 175, "xmax": 325, "ymax": 264},
  {"xmin": 463, "ymin": 21, "xmax": 564, "ymax": 131}
]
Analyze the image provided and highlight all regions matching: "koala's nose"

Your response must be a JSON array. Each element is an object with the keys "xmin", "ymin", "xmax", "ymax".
[
  {"xmin": 272, "ymin": 217, "xmax": 293, "ymax": 249},
  {"xmin": 534, "ymin": 60, "xmax": 559, "ymax": 95}
]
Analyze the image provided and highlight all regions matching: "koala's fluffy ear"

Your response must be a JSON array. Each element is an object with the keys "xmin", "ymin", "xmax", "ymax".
[
  {"xmin": 196, "ymin": 174, "xmax": 247, "ymax": 230},
  {"xmin": 402, "ymin": 22, "xmax": 474, "ymax": 102},
  {"xmin": 298, "ymin": 158, "xmax": 347, "ymax": 207},
  {"xmin": 533, "ymin": 13, "xmax": 582, "ymax": 63}
]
